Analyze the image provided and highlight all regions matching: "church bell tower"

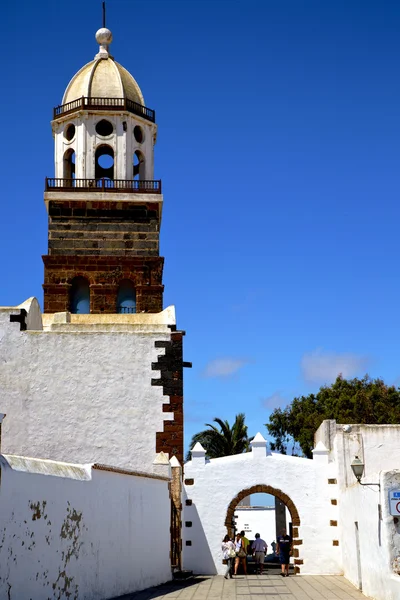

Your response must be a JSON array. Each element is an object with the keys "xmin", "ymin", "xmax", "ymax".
[{"xmin": 43, "ymin": 27, "xmax": 164, "ymax": 314}]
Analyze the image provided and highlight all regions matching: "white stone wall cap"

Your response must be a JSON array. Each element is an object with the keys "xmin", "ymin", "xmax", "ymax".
[
  {"xmin": 44, "ymin": 192, "xmax": 163, "ymax": 204},
  {"xmin": 169, "ymin": 456, "xmax": 181, "ymax": 467},
  {"xmin": 0, "ymin": 297, "xmax": 39, "ymax": 312},
  {"xmin": 42, "ymin": 306, "xmax": 176, "ymax": 332},
  {"xmin": 191, "ymin": 442, "xmax": 206, "ymax": 454},
  {"xmin": 251, "ymin": 432, "xmax": 267, "ymax": 445},
  {"xmin": 312, "ymin": 441, "xmax": 329, "ymax": 454},
  {"xmin": 0, "ymin": 454, "xmax": 92, "ymax": 480},
  {"xmin": 153, "ymin": 452, "xmax": 170, "ymax": 465}
]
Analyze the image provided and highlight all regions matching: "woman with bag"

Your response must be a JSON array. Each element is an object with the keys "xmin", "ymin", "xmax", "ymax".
[
  {"xmin": 234, "ymin": 532, "xmax": 247, "ymax": 575},
  {"xmin": 222, "ymin": 534, "xmax": 235, "ymax": 579}
]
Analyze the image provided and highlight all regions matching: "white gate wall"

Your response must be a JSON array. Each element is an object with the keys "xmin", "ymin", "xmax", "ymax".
[{"xmin": 182, "ymin": 437, "xmax": 340, "ymax": 576}]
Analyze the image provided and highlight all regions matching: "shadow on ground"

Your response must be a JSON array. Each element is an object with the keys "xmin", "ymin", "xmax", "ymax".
[{"xmin": 109, "ymin": 577, "xmax": 211, "ymax": 600}]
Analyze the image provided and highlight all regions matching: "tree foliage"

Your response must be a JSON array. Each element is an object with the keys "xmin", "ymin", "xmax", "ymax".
[
  {"xmin": 266, "ymin": 375, "xmax": 400, "ymax": 458},
  {"xmin": 187, "ymin": 413, "xmax": 250, "ymax": 460}
]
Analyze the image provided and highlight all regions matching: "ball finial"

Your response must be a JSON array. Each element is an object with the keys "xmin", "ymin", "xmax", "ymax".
[{"xmin": 95, "ymin": 28, "xmax": 113, "ymax": 46}]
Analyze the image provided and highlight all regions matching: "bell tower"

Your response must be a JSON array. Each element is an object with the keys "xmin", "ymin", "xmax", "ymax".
[{"xmin": 43, "ymin": 26, "xmax": 164, "ymax": 314}]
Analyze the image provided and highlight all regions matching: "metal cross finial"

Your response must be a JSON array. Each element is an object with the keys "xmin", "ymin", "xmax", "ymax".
[{"xmin": 102, "ymin": 1, "xmax": 106, "ymax": 28}]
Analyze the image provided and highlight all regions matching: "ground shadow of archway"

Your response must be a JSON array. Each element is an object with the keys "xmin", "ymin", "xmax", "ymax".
[{"xmin": 225, "ymin": 484, "xmax": 302, "ymax": 573}]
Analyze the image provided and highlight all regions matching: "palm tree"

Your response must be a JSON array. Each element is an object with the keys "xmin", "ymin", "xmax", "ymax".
[{"xmin": 187, "ymin": 413, "xmax": 251, "ymax": 460}]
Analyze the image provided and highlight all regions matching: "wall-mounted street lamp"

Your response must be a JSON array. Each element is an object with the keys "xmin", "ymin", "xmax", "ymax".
[{"xmin": 350, "ymin": 456, "xmax": 380, "ymax": 489}]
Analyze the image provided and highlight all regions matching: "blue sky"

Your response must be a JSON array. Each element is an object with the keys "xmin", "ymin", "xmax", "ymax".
[{"xmin": 2, "ymin": 0, "xmax": 400, "ymax": 458}]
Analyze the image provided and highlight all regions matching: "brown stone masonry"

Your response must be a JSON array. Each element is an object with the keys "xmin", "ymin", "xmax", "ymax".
[
  {"xmin": 151, "ymin": 330, "xmax": 191, "ymax": 465},
  {"xmin": 43, "ymin": 197, "xmax": 163, "ymax": 313},
  {"xmin": 43, "ymin": 255, "xmax": 164, "ymax": 313},
  {"xmin": 47, "ymin": 200, "xmax": 160, "ymax": 256}
]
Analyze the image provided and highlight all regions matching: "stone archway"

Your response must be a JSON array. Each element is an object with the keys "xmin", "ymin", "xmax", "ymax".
[{"xmin": 225, "ymin": 484, "xmax": 302, "ymax": 573}]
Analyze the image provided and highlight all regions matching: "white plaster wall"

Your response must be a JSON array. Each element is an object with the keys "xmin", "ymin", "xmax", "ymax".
[
  {"xmin": 0, "ymin": 305, "xmax": 172, "ymax": 473},
  {"xmin": 337, "ymin": 470, "xmax": 400, "ymax": 600},
  {"xmin": 0, "ymin": 457, "xmax": 171, "ymax": 600},
  {"xmin": 326, "ymin": 423, "xmax": 400, "ymax": 600},
  {"xmin": 182, "ymin": 448, "xmax": 340, "ymax": 576},
  {"xmin": 234, "ymin": 507, "xmax": 290, "ymax": 547}
]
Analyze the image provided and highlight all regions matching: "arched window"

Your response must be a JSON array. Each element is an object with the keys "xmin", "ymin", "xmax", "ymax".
[
  {"xmin": 117, "ymin": 280, "xmax": 136, "ymax": 314},
  {"xmin": 95, "ymin": 144, "xmax": 114, "ymax": 181},
  {"xmin": 63, "ymin": 148, "xmax": 75, "ymax": 180},
  {"xmin": 133, "ymin": 150, "xmax": 145, "ymax": 180},
  {"xmin": 69, "ymin": 277, "xmax": 90, "ymax": 314}
]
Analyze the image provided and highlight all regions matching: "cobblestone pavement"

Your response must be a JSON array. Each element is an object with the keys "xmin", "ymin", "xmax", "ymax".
[{"xmin": 110, "ymin": 572, "xmax": 368, "ymax": 600}]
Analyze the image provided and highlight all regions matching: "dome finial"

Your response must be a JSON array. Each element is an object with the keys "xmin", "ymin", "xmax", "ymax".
[{"xmin": 95, "ymin": 2, "xmax": 113, "ymax": 59}]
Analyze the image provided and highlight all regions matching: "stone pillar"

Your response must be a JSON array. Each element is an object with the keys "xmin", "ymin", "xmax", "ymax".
[
  {"xmin": 152, "ymin": 451, "xmax": 171, "ymax": 478},
  {"xmin": 250, "ymin": 432, "xmax": 270, "ymax": 458},
  {"xmin": 312, "ymin": 440, "xmax": 329, "ymax": 464},
  {"xmin": 170, "ymin": 456, "xmax": 182, "ymax": 571},
  {"xmin": 190, "ymin": 442, "xmax": 206, "ymax": 465}
]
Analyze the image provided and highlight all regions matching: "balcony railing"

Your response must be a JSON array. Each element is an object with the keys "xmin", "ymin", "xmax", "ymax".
[
  {"xmin": 53, "ymin": 97, "xmax": 155, "ymax": 123},
  {"xmin": 45, "ymin": 178, "xmax": 162, "ymax": 193}
]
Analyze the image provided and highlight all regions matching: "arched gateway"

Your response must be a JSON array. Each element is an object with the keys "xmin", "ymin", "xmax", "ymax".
[
  {"xmin": 182, "ymin": 434, "xmax": 341, "ymax": 576},
  {"xmin": 224, "ymin": 484, "xmax": 302, "ymax": 573},
  {"xmin": 226, "ymin": 484, "xmax": 301, "ymax": 531}
]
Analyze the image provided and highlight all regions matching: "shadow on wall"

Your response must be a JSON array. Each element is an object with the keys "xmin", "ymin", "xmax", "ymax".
[{"xmin": 183, "ymin": 490, "xmax": 216, "ymax": 575}]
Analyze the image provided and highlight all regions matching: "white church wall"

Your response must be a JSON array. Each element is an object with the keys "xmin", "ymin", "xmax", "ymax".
[
  {"xmin": 0, "ymin": 454, "xmax": 171, "ymax": 600},
  {"xmin": 182, "ymin": 440, "xmax": 340, "ymax": 576},
  {"xmin": 0, "ymin": 301, "xmax": 174, "ymax": 473}
]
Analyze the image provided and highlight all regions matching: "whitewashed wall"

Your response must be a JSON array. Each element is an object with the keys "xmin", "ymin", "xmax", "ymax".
[
  {"xmin": 319, "ymin": 422, "xmax": 400, "ymax": 600},
  {"xmin": 0, "ymin": 299, "xmax": 173, "ymax": 473},
  {"xmin": 0, "ymin": 454, "xmax": 171, "ymax": 600},
  {"xmin": 182, "ymin": 437, "xmax": 340, "ymax": 576}
]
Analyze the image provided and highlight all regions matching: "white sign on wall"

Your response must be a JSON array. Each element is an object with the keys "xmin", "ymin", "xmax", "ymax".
[{"xmin": 389, "ymin": 491, "xmax": 400, "ymax": 516}]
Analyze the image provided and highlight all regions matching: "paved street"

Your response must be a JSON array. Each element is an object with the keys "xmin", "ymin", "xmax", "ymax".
[{"xmin": 111, "ymin": 573, "xmax": 368, "ymax": 600}]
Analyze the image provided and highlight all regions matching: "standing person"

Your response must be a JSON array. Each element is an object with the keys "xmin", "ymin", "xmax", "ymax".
[
  {"xmin": 276, "ymin": 529, "xmax": 292, "ymax": 577},
  {"xmin": 240, "ymin": 530, "xmax": 250, "ymax": 555},
  {"xmin": 222, "ymin": 534, "xmax": 235, "ymax": 579},
  {"xmin": 251, "ymin": 533, "xmax": 267, "ymax": 575},
  {"xmin": 234, "ymin": 532, "xmax": 247, "ymax": 575},
  {"xmin": 240, "ymin": 530, "xmax": 250, "ymax": 571},
  {"xmin": 271, "ymin": 540, "xmax": 276, "ymax": 554}
]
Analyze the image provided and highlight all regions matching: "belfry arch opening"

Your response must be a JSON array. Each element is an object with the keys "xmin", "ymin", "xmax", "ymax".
[
  {"xmin": 69, "ymin": 277, "xmax": 90, "ymax": 314},
  {"xmin": 63, "ymin": 148, "xmax": 75, "ymax": 180},
  {"xmin": 133, "ymin": 150, "xmax": 145, "ymax": 180},
  {"xmin": 116, "ymin": 279, "xmax": 136, "ymax": 314},
  {"xmin": 95, "ymin": 144, "xmax": 114, "ymax": 180}
]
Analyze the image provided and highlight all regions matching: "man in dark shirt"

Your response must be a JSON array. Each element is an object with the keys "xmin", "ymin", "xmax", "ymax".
[{"xmin": 276, "ymin": 529, "xmax": 292, "ymax": 577}]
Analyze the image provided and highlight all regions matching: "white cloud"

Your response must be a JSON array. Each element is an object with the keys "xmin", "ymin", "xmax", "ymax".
[
  {"xmin": 262, "ymin": 391, "xmax": 288, "ymax": 409},
  {"xmin": 203, "ymin": 358, "xmax": 249, "ymax": 378},
  {"xmin": 301, "ymin": 348, "xmax": 370, "ymax": 383}
]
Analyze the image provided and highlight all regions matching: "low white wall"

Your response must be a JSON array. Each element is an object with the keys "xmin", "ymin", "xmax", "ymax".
[
  {"xmin": 182, "ymin": 444, "xmax": 341, "ymax": 576},
  {"xmin": 0, "ymin": 455, "xmax": 172, "ymax": 600}
]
